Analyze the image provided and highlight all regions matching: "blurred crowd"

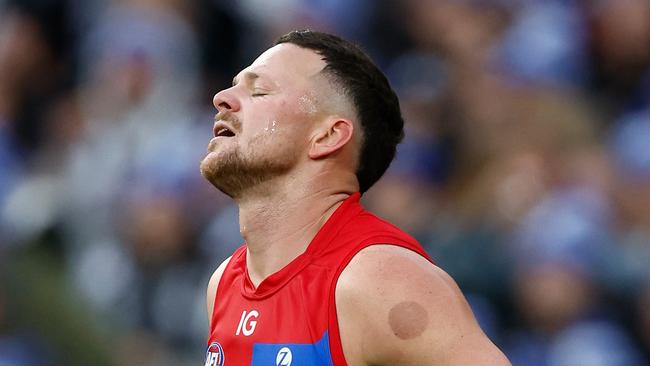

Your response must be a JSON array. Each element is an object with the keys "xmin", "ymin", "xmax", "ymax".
[{"xmin": 0, "ymin": 0, "xmax": 649, "ymax": 365}]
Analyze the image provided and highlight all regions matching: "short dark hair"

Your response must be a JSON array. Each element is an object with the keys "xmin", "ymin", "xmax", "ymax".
[{"xmin": 275, "ymin": 30, "xmax": 404, "ymax": 193}]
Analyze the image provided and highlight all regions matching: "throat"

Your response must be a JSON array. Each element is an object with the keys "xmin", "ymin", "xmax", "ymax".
[
  {"xmin": 239, "ymin": 193, "xmax": 349, "ymax": 287},
  {"xmin": 243, "ymin": 221, "xmax": 318, "ymax": 288}
]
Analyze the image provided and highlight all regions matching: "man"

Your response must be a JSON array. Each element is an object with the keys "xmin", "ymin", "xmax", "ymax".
[{"xmin": 201, "ymin": 30, "xmax": 510, "ymax": 365}]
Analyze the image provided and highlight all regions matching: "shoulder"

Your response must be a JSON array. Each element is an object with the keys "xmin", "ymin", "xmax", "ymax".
[
  {"xmin": 206, "ymin": 256, "xmax": 233, "ymax": 327},
  {"xmin": 336, "ymin": 245, "xmax": 450, "ymax": 306},
  {"xmin": 335, "ymin": 245, "xmax": 510, "ymax": 366}
]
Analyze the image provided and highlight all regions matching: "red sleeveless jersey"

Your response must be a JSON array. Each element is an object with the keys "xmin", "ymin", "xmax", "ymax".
[{"xmin": 205, "ymin": 192, "xmax": 431, "ymax": 366}]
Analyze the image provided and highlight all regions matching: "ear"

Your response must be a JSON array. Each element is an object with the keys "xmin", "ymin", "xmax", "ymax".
[{"xmin": 308, "ymin": 118, "xmax": 354, "ymax": 160}]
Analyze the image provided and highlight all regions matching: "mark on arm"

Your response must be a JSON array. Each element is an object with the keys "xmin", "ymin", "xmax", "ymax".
[{"xmin": 388, "ymin": 301, "xmax": 429, "ymax": 340}]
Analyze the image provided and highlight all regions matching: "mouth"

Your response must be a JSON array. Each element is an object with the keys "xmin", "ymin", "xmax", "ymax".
[{"xmin": 213, "ymin": 121, "xmax": 236, "ymax": 138}]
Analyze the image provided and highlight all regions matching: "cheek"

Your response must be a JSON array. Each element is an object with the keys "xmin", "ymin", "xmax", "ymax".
[
  {"xmin": 243, "ymin": 98, "xmax": 313, "ymax": 147},
  {"xmin": 262, "ymin": 119, "xmax": 278, "ymax": 134},
  {"xmin": 254, "ymin": 110, "xmax": 301, "ymax": 138}
]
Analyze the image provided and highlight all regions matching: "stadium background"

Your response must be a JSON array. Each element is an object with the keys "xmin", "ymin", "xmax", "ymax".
[{"xmin": 1, "ymin": 0, "xmax": 650, "ymax": 365}]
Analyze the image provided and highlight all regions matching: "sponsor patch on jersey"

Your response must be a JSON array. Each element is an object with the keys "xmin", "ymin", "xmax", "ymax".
[
  {"xmin": 276, "ymin": 347, "xmax": 293, "ymax": 366},
  {"xmin": 251, "ymin": 331, "xmax": 333, "ymax": 366},
  {"xmin": 205, "ymin": 342, "xmax": 225, "ymax": 366}
]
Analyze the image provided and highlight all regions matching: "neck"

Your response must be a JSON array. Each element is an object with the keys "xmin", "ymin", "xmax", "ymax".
[{"xmin": 236, "ymin": 170, "xmax": 357, "ymax": 287}]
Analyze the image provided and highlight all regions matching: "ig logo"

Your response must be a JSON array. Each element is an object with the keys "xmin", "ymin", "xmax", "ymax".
[
  {"xmin": 276, "ymin": 347, "xmax": 292, "ymax": 366},
  {"xmin": 236, "ymin": 310, "xmax": 259, "ymax": 336},
  {"xmin": 204, "ymin": 342, "xmax": 224, "ymax": 366}
]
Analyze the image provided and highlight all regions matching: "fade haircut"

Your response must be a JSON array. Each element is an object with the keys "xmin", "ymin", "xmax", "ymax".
[{"xmin": 275, "ymin": 30, "xmax": 404, "ymax": 193}]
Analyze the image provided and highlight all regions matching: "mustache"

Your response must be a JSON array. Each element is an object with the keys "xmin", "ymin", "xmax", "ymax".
[{"xmin": 214, "ymin": 112, "xmax": 242, "ymax": 130}]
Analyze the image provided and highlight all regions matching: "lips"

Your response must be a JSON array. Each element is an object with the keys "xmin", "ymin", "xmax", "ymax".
[{"xmin": 213, "ymin": 121, "xmax": 236, "ymax": 138}]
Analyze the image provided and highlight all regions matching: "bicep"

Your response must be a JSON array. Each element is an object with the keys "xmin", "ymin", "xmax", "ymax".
[
  {"xmin": 401, "ymin": 267, "xmax": 510, "ymax": 365},
  {"xmin": 336, "ymin": 245, "xmax": 510, "ymax": 366}
]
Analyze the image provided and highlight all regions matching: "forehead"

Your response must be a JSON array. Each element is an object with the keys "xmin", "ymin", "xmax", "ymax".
[{"xmin": 241, "ymin": 43, "xmax": 327, "ymax": 86}]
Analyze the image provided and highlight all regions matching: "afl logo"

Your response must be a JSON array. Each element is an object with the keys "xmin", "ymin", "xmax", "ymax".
[{"xmin": 204, "ymin": 342, "xmax": 224, "ymax": 366}]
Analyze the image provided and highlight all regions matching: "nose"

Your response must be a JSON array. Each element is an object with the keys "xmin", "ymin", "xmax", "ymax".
[{"xmin": 213, "ymin": 87, "xmax": 241, "ymax": 113}]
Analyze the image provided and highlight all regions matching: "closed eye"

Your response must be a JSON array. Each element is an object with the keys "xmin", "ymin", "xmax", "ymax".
[{"xmin": 251, "ymin": 93, "xmax": 268, "ymax": 97}]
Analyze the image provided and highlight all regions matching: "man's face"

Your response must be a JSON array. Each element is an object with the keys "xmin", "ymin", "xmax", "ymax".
[{"xmin": 200, "ymin": 43, "xmax": 328, "ymax": 198}]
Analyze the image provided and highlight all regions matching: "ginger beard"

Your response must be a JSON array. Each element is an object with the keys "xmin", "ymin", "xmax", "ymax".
[{"xmin": 200, "ymin": 117, "xmax": 301, "ymax": 199}]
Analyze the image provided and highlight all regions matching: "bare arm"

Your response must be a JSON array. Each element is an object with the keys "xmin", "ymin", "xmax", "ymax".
[
  {"xmin": 336, "ymin": 245, "xmax": 510, "ymax": 366},
  {"xmin": 206, "ymin": 256, "xmax": 232, "ymax": 328}
]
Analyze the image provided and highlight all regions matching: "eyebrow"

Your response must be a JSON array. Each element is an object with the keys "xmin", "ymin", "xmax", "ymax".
[{"xmin": 232, "ymin": 71, "xmax": 260, "ymax": 87}]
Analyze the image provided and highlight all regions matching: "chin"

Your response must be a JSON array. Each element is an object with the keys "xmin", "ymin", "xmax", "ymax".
[
  {"xmin": 200, "ymin": 142, "xmax": 297, "ymax": 199},
  {"xmin": 200, "ymin": 152, "xmax": 221, "ymax": 178},
  {"xmin": 200, "ymin": 150, "xmax": 244, "ymax": 197},
  {"xmin": 199, "ymin": 156, "xmax": 210, "ymax": 178},
  {"xmin": 200, "ymin": 161, "xmax": 235, "ymax": 198}
]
